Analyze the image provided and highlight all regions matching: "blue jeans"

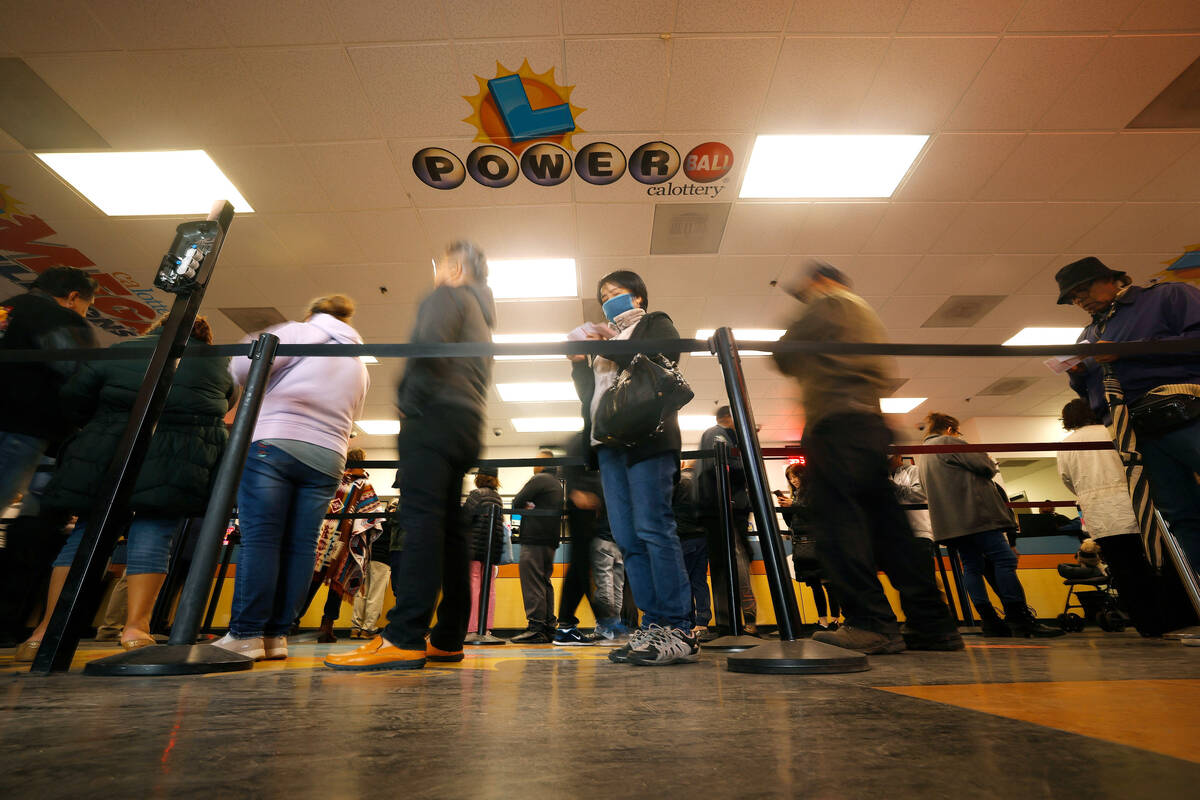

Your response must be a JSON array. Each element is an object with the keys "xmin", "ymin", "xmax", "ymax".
[
  {"xmin": 54, "ymin": 516, "xmax": 178, "ymax": 574},
  {"xmin": 0, "ymin": 431, "xmax": 47, "ymax": 508},
  {"xmin": 597, "ymin": 448, "xmax": 692, "ymax": 630},
  {"xmin": 950, "ymin": 529, "xmax": 1026, "ymax": 609},
  {"xmin": 1139, "ymin": 420, "xmax": 1200, "ymax": 572},
  {"xmin": 230, "ymin": 441, "xmax": 339, "ymax": 638}
]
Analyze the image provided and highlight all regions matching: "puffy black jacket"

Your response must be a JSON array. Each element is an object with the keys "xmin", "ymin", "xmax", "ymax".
[
  {"xmin": 462, "ymin": 487, "xmax": 503, "ymax": 563},
  {"xmin": 0, "ymin": 289, "xmax": 97, "ymax": 445},
  {"xmin": 42, "ymin": 331, "xmax": 235, "ymax": 516}
]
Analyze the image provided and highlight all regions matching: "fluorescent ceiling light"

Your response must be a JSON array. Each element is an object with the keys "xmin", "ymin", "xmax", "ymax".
[
  {"xmin": 1002, "ymin": 327, "xmax": 1085, "ymax": 346},
  {"xmin": 496, "ymin": 382, "xmax": 578, "ymax": 402},
  {"xmin": 511, "ymin": 416, "xmax": 584, "ymax": 433},
  {"xmin": 880, "ymin": 397, "xmax": 926, "ymax": 414},
  {"xmin": 487, "ymin": 258, "xmax": 577, "ymax": 300},
  {"xmin": 34, "ymin": 150, "xmax": 254, "ymax": 216},
  {"xmin": 678, "ymin": 415, "xmax": 716, "ymax": 431},
  {"xmin": 739, "ymin": 134, "xmax": 929, "ymax": 199},
  {"xmin": 693, "ymin": 329, "xmax": 786, "ymax": 356},
  {"xmin": 359, "ymin": 355, "xmax": 379, "ymax": 365},
  {"xmin": 355, "ymin": 419, "xmax": 400, "ymax": 435},
  {"xmin": 493, "ymin": 332, "xmax": 568, "ymax": 361}
]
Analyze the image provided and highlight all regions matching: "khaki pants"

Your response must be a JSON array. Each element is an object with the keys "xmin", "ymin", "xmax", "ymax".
[
  {"xmin": 351, "ymin": 561, "xmax": 391, "ymax": 632},
  {"xmin": 95, "ymin": 573, "xmax": 128, "ymax": 639}
]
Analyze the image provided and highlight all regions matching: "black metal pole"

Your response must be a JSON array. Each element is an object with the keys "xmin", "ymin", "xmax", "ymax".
[
  {"xmin": 33, "ymin": 201, "xmax": 236, "ymax": 674},
  {"xmin": 201, "ymin": 530, "xmax": 236, "ymax": 636},
  {"xmin": 465, "ymin": 504, "xmax": 507, "ymax": 646},
  {"xmin": 717, "ymin": 441, "xmax": 744, "ymax": 636},
  {"xmin": 149, "ymin": 518, "xmax": 193, "ymax": 635}
]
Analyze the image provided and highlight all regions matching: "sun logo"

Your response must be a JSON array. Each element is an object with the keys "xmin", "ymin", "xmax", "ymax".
[
  {"xmin": 461, "ymin": 60, "xmax": 585, "ymax": 156},
  {"xmin": 0, "ymin": 184, "xmax": 26, "ymax": 222},
  {"xmin": 1153, "ymin": 243, "xmax": 1200, "ymax": 286}
]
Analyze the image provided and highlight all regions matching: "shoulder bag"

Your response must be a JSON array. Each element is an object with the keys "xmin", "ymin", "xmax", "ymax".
[{"xmin": 593, "ymin": 353, "xmax": 693, "ymax": 447}]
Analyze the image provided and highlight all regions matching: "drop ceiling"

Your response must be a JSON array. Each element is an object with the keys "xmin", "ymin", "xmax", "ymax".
[{"xmin": 1, "ymin": 0, "xmax": 1199, "ymax": 450}]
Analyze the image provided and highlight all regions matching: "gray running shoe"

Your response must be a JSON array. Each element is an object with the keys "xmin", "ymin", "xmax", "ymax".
[
  {"xmin": 628, "ymin": 627, "xmax": 700, "ymax": 666},
  {"xmin": 608, "ymin": 626, "xmax": 655, "ymax": 663}
]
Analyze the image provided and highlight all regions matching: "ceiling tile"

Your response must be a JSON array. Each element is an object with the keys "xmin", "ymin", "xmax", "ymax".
[
  {"xmin": 759, "ymin": 37, "xmax": 889, "ymax": 130},
  {"xmin": 419, "ymin": 205, "xmax": 576, "ymax": 259},
  {"xmin": 676, "ymin": 0, "xmax": 791, "ymax": 32},
  {"xmin": 349, "ymin": 44, "xmax": 463, "ymax": 138},
  {"xmin": 576, "ymin": 203, "xmax": 652, "ymax": 256},
  {"xmin": 1068, "ymin": 202, "xmax": 1197, "ymax": 252},
  {"xmin": 929, "ymin": 203, "xmax": 1037, "ymax": 254},
  {"xmin": 85, "ymin": 1, "xmax": 229, "ymax": 49},
  {"xmin": 24, "ymin": 53, "xmax": 159, "ymax": 148},
  {"xmin": 241, "ymin": 48, "xmax": 380, "ymax": 142},
  {"xmin": 303, "ymin": 142, "xmax": 412, "ymax": 210},
  {"xmin": 997, "ymin": 202, "xmax": 1121, "ymax": 253},
  {"xmin": 786, "ymin": 0, "xmax": 910, "ymax": 33},
  {"xmin": 562, "ymin": 0, "xmax": 677, "ymax": 34},
  {"xmin": 720, "ymin": 203, "xmax": 809, "ymax": 254},
  {"xmin": 325, "ymin": 0, "xmax": 450, "ymax": 42},
  {"xmin": 441, "ymin": 0, "xmax": 561, "ymax": 38},
  {"xmin": 4, "ymin": 1, "xmax": 118, "ymax": 53},
  {"xmin": 790, "ymin": 203, "xmax": 888, "ymax": 253},
  {"xmin": 895, "ymin": 133, "xmax": 1025, "ymax": 201},
  {"xmin": 946, "ymin": 36, "xmax": 1105, "ymax": 130},
  {"xmin": 208, "ymin": 146, "xmax": 328, "ymax": 214},
  {"xmin": 664, "ymin": 37, "xmax": 777, "ymax": 130},
  {"xmin": 898, "ymin": 0, "xmax": 1023, "ymax": 32},
  {"xmin": 1121, "ymin": 0, "xmax": 1200, "ymax": 30},
  {"xmin": 1009, "ymin": 0, "xmax": 1143, "ymax": 32},
  {"xmin": 208, "ymin": 216, "xmax": 295, "ymax": 269},
  {"xmin": 494, "ymin": 299, "xmax": 584, "ymax": 333},
  {"xmin": 1052, "ymin": 131, "xmax": 1200, "ymax": 200},
  {"xmin": 861, "ymin": 203, "xmax": 962, "ymax": 254},
  {"xmin": 838, "ymin": 254, "xmax": 924, "ymax": 296},
  {"xmin": 1038, "ymin": 35, "xmax": 1200, "ymax": 130},
  {"xmin": 564, "ymin": 38, "xmax": 669, "ymax": 132},
  {"xmin": 976, "ymin": 133, "xmax": 1113, "ymax": 201},
  {"xmin": 858, "ymin": 37, "xmax": 997, "ymax": 130},
  {"xmin": 241, "ymin": 266, "xmax": 323, "ymax": 308},
  {"xmin": 453, "ymin": 40, "xmax": 564, "ymax": 88},
  {"xmin": 644, "ymin": 257, "xmax": 720, "ymax": 307},
  {"xmin": 876, "ymin": 294, "xmax": 951, "ymax": 328},
  {"xmin": 705, "ymin": 255, "xmax": 787, "ymax": 295},
  {"xmin": 339, "ymin": 210, "xmax": 433, "ymax": 263},
  {"xmin": 262, "ymin": 213, "xmax": 369, "ymax": 265},
  {"xmin": 0, "ymin": 128, "xmax": 25, "ymax": 151},
  {"xmin": 1134, "ymin": 140, "xmax": 1200, "ymax": 200},
  {"xmin": 977, "ymin": 293, "xmax": 1082, "ymax": 327},
  {"xmin": 897, "ymin": 252, "xmax": 1056, "ymax": 295},
  {"xmin": 213, "ymin": 0, "xmax": 337, "ymax": 46}
]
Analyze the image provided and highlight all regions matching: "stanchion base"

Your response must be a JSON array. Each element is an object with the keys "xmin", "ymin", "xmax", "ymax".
[
  {"xmin": 83, "ymin": 644, "xmax": 255, "ymax": 676},
  {"xmin": 958, "ymin": 626, "xmax": 984, "ymax": 636},
  {"xmin": 702, "ymin": 635, "xmax": 764, "ymax": 652},
  {"xmin": 1165, "ymin": 625, "xmax": 1200, "ymax": 640},
  {"xmin": 463, "ymin": 633, "xmax": 507, "ymax": 646},
  {"xmin": 726, "ymin": 640, "xmax": 870, "ymax": 674}
]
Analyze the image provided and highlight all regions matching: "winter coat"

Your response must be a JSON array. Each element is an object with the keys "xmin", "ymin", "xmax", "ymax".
[
  {"xmin": 462, "ymin": 487, "xmax": 504, "ymax": 563},
  {"xmin": 513, "ymin": 471, "xmax": 564, "ymax": 547},
  {"xmin": 42, "ymin": 331, "xmax": 234, "ymax": 516},
  {"xmin": 1057, "ymin": 425, "xmax": 1140, "ymax": 538},
  {"xmin": 917, "ymin": 434, "xmax": 1018, "ymax": 543}
]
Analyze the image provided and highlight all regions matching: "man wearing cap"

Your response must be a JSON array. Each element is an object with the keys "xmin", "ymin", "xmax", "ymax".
[
  {"xmin": 772, "ymin": 260, "xmax": 962, "ymax": 655},
  {"xmin": 1055, "ymin": 256, "xmax": 1200, "ymax": 570}
]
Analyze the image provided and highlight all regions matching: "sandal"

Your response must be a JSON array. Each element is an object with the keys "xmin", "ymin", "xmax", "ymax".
[
  {"xmin": 120, "ymin": 637, "xmax": 156, "ymax": 651},
  {"xmin": 14, "ymin": 640, "xmax": 40, "ymax": 662}
]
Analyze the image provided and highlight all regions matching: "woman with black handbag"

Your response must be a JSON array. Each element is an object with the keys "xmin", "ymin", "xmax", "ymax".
[
  {"xmin": 779, "ymin": 462, "xmax": 839, "ymax": 630},
  {"xmin": 569, "ymin": 270, "xmax": 698, "ymax": 667}
]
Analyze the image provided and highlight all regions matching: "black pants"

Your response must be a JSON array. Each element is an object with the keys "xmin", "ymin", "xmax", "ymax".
[
  {"xmin": 383, "ymin": 410, "xmax": 481, "ymax": 651},
  {"xmin": 1099, "ymin": 532, "xmax": 1173, "ymax": 636},
  {"xmin": 702, "ymin": 511, "xmax": 757, "ymax": 630},
  {"xmin": 804, "ymin": 412, "xmax": 957, "ymax": 636},
  {"xmin": 798, "ymin": 575, "xmax": 839, "ymax": 618},
  {"xmin": 558, "ymin": 508, "xmax": 595, "ymax": 628}
]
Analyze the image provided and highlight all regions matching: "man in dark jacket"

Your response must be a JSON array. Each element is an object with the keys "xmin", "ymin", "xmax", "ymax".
[
  {"xmin": 773, "ymin": 260, "xmax": 961, "ymax": 655},
  {"xmin": 0, "ymin": 266, "xmax": 98, "ymax": 507},
  {"xmin": 673, "ymin": 462, "xmax": 712, "ymax": 632},
  {"xmin": 512, "ymin": 450, "xmax": 565, "ymax": 643},
  {"xmin": 1056, "ymin": 256, "xmax": 1200, "ymax": 573},
  {"xmin": 326, "ymin": 240, "xmax": 495, "ymax": 671}
]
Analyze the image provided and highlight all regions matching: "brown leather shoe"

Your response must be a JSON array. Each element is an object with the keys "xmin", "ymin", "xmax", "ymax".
[
  {"xmin": 323, "ymin": 636, "xmax": 426, "ymax": 671},
  {"xmin": 14, "ymin": 640, "xmax": 40, "ymax": 663},
  {"xmin": 427, "ymin": 642, "xmax": 464, "ymax": 663}
]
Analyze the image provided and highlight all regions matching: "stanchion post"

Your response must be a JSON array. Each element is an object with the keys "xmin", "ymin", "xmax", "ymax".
[
  {"xmin": 934, "ymin": 544, "xmax": 961, "ymax": 623},
  {"xmin": 703, "ymin": 440, "xmax": 763, "ymax": 652},
  {"xmin": 711, "ymin": 327, "xmax": 868, "ymax": 674},
  {"xmin": 465, "ymin": 504, "xmax": 506, "ymax": 646},
  {"xmin": 1156, "ymin": 510, "xmax": 1200, "ymax": 640},
  {"xmin": 201, "ymin": 528, "xmax": 237, "ymax": 636},
  {"xmin": 945, "ymin": 543, "xmax": 978, "ymax": 631}
]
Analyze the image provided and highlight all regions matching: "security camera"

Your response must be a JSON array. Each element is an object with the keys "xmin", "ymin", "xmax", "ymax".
[{"xmin": 492, "ymin": 427, "xmax": 503, "ymax": 437}]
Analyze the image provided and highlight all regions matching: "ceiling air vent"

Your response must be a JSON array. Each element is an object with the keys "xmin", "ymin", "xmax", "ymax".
[
  {"xmin": 221, "ymin": 307, "xmax": 287, "ymax": 335},
  {"xmin": 976, "ymin": 377, "xmax": 1038, "ymax": 396},
  {"xmin": 1128, "ymin": 55, "xmax": 1200, "ymax": 129},
  {"xmin": 920, "ymin": 295, "xmax": 1005, "ymax": 328},
  {"xmin": 650, "ymin": 203, "xmax": 731, "ymax": 255}
]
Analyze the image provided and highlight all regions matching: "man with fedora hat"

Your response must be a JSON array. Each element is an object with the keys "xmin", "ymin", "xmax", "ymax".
[{"xmin": 1055, "ymin": 255, "xmax": 1200, "ymax": 571}]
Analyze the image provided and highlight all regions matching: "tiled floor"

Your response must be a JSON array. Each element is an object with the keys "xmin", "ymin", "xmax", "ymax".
[{"xmin": 1, "ymin": 632, "xmax": 1197, "ymax": 798}]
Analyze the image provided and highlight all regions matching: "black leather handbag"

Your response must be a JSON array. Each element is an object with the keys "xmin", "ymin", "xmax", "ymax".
[
  {"xmin": 1128, "ymin": 393, "xmax": 1200, "ymax": 438},
  {"xmin": 593, "ymin": 353, "xmax": 693, "ymax": 447}
]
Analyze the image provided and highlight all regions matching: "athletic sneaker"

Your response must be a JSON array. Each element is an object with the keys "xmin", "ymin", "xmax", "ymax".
[
  {"xmin": 593, "ymin": 623, "xmax": 630, "ymax": 647},
  {"xmin": 263, "ymin": 636, "xmax": 288, "ymax": 660},
  {"xmin": 608, "ymin": 626, "xmax": 655, "ymax": 663},
  {"xmin": 510, "ymin": 627, "xmax": 553, "ymax": 644},
  {"xmin": 628, "ymin": 627, "xmax": 700, "ymax": 666},
  {"xmin": 553, "ymin": 626, "xmax": 597, "ymax": 646},
  {"xmin": 212, "ymin": 633, "xmax": 265, "ymax": 661}
]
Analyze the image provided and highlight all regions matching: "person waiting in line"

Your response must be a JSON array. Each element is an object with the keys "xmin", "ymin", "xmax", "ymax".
[
  {"xmin": 310, "ymin": 448, "xmax": 385, "ymax": 643},
  {"xmin": 510, "ymin": 450, "xmax": 565, "ymax": 644},
  {"xmin": 463, "ymin": 468, "xmax": 503, "ymax": 638},
  {"xmin": 1056, "ymin": 256, "xmax": 1200, "ymax": 575},
  {"xmin": 16, "ymin": 316, "xmax": 233, "ymax": 661},
  {"xmin": 919, "ymin": 412, "xmax": 1064, "ymax": 638},
  {"xmin": 697, "ymin": 406, "xmax": 758, "ymax": 636},
  {"xmin": 1057, "ymin": 398, "xmax": 1177, "ymax": 636},
  {"xmin": 674, "ymin": 461, "xmax": 713, "ymax": 636},
  {"xmin": 773, "ymin": 260, "xmax": 961, "ymax": 654},
  {"xmin": 569, "ymin": 270, "xmax": 698, "ymax": 666},
  {"xmin": 589, "ymin": 494, "xmax": 629, "ymax": 646},
  {"xmin": 554, "ymin": 432, "xmax": 606, "ymax": 646},
  {"xmin": 779, "ymin": 462, "xmax": 839, "ymax": 630},
  {"xmin": 326, "ymin": 241, "xmax": 494, "ymax": 671},
  {"xmin": 888, "ymin": 454, "xmax": 952, "ymax": 612},
  {"xmin": 215, "ymin": 295, "xmax": 370, "ymax": 662},
  {"xmin": 352, "ymin": 498, "xmax": 396, "ymax": 639}
]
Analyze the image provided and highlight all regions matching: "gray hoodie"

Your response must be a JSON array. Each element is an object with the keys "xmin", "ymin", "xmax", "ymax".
[{"xmin": 917, "ymin": 434, "xmax": 1017, "ymax": 542}]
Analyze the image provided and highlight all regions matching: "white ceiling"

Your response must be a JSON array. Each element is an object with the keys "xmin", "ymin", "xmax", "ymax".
[{"xmin": 2, "ymin": 0, "xmax": 1199, "ymax": 449}]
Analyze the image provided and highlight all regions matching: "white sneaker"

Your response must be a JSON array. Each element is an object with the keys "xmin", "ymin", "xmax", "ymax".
[
  {"xmin": 212, "ymin": 633, "xmax": 265, "ymax": 661},
  {"xmin": 264, "ymin": 636, "xmax": 288, "ymax": 660}
]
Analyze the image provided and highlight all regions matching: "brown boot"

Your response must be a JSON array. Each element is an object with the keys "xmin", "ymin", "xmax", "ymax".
[{"xmin": 317, "ymin": 618, "xmax": 337, "ymax": 644}]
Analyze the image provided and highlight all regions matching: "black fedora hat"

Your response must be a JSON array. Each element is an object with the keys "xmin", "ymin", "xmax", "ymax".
[{"xmin": 1054, "ymin": 257, "xmax": 1129, "ymax": 305}]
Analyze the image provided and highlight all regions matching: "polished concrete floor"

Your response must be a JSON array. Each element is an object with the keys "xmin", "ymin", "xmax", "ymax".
[{"xmin": 1, "ymin": 632, "xmax": 1198, "ymax": 799}]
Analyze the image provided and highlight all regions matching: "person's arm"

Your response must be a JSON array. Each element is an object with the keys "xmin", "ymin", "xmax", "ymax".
[
  {"xmin": 892, "ymin": 466, "xmax": 927, "ymax": 504},
  {"xmin": 397, "ymin": 288, "xmax": 466, "ymax": 415},
  {"xmin": 512, "ymin": 478, "xmax": 537, "ymax": 510},
  {"xmin": 938, "ymin": 445, "xmax": 998, "ymax": 477},
  {"xmin": 610, "ymin": 313, "xmax": 680, "ymax": 369},
  {"xmin": 773, "ymin": 296, "xmax": 842, "ymax": 379}
]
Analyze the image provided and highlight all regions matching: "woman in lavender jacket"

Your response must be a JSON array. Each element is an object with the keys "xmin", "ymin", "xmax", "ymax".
[{"xmin": 214, "ymin": 294, "xmax": 369, "ymax": 662}]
